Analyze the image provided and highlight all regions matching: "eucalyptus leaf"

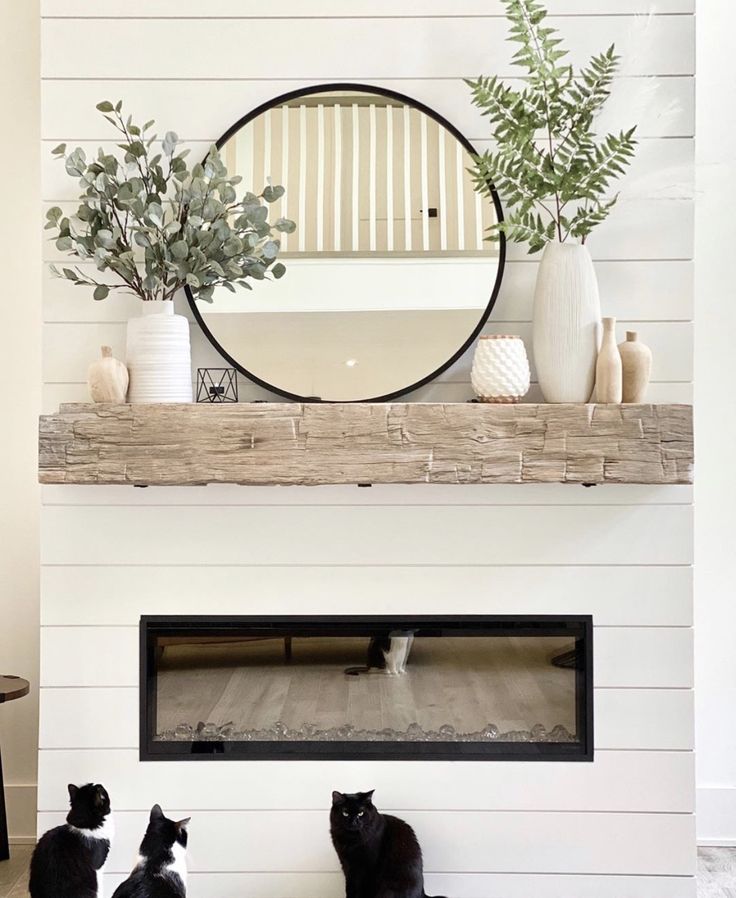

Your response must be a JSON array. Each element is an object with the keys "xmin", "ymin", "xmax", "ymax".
[
  {"xmin": 262, "ymin": 184, "xmax": 285, "ymax": 203},
  {"xmin": 274, "ymin": 217, "xmax": 297, "ymax": 234},
  {"xmin": 170, "ymin": 240, "xmax": 189, "ymax": 260}
]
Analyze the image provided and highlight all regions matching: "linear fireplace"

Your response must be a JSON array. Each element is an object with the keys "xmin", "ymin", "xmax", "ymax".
[{"xmin": 140, "ymin": 616, "xmax": 593, "ymax": 761}]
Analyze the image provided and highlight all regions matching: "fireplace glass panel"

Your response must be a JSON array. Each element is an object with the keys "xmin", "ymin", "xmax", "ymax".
[{"xmin": 141, "ymin": 617, "xmax": 592, "ymax": 761}]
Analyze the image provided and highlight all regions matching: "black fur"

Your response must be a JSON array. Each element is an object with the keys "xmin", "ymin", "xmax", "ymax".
[
  {"xmin": 330, "ymin": 790, "xmax": 445, "ymax": 898},
  {"xmin": 29, "ymin": 783, "xmax": 112, "ymax": 898},
  {"xmin": 111, "ymin": 804, "xmax": 190, "ymax": 898},
  {"xmin": 345, "ymin": 635, "xmax": 390, "ymax": 676}
]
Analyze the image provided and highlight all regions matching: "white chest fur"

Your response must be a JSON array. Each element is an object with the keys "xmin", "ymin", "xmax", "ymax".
[
  {"xmin": 164, "ymin": 840, "xmax": 188, "ymax": 889},
  {"xmin": 69, "ymin": 816, "xmax": 115, "ymax": 898},
  {"xmin": 71, "ymin": 815, "xmax": 115, "ymax": 844}
]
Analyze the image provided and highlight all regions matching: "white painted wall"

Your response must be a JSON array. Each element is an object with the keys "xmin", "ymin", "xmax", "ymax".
[
  {"xmin": 37, "ymin": 3, "xmax": 696, "ymax": 895},
  {"xmin": 0, "ymin": 0, "xmax": 40, "ymax": 843},
  {"xmin": 694, "ymin": 0, "xmax": 736, "ymax": 845}
]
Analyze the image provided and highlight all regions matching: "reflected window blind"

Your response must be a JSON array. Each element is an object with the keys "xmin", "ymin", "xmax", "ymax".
[{"xmin": 225, "ymin": 101, "xmax": 497, "ymax": 256}]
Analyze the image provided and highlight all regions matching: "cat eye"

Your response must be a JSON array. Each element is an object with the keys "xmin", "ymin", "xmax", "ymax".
[
  {"xmin": 358, "ymin": 811, "xmax": 364, "ymax": 817},
  {"xmin": 342, "ymin": 810, "xmax": 349, "ymax": 817}
]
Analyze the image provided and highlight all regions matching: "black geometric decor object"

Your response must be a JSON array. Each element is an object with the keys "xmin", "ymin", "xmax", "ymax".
[{"xmin": 196, "ymin": 368, "xmax": 239, "ymax": 403}]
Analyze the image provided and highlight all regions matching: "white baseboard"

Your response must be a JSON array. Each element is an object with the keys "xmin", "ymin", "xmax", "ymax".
[
  {"xmin": 697, "ymin": 787, "xmax": 736, "ymax": 845},
  {"xmin": 4, "ymin": 783, "xmax": 37, "ymax": 842}
]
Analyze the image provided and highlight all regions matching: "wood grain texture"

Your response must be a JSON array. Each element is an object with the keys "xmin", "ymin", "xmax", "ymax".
[
  {"xmin": 38, "ymin": 402, "xmax": 693, "ymax": 486},
  {"xmin": 38, "ymin": 686, "xmax": 694, "ymax": 751}
]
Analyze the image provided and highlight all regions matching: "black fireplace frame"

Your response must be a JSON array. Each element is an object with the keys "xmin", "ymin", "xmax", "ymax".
[{"xmin": 140, "ymin": 615, "xmax": 593, "ymax": 762}]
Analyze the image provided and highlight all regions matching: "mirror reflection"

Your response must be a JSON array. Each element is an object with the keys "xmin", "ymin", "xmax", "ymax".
[{"xmin": 193, "ymin": 87, "xmax": 503, "ymax": 401}]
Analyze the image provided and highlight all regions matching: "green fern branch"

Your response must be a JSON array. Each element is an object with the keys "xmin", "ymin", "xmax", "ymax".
[{"xmin": 467, "ymin": 0, "xmax": 637, "ymax": 253}]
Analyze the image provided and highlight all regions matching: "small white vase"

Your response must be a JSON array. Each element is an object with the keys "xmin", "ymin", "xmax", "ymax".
[
  {"xmin": 125, "ymin": 301, "xmax": 193, "ymax": 403},
  {"xmin": 471, "ymin": 335, "xmax": 531, "ymax": 403},
  {"xmin": 532, "ymin": 242, "xmax": 602, "ymax": 403}
]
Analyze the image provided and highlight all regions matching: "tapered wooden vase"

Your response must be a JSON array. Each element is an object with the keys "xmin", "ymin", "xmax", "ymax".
[
  {"xmin": 532, "ymin": 242, "xmax": 601, "ymax": 402},
  {"xmin": 618, "ymin": 331, "xmax": 652, "ymax": 403},
  {"xmin": 596, "ymin": 317, "xmax": 622, "ymax": 404}
]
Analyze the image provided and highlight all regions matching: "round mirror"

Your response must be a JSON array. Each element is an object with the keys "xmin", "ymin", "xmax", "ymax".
[{"xmin": 189, "ymin": 84, "xmax": 505, "ymax": 402}]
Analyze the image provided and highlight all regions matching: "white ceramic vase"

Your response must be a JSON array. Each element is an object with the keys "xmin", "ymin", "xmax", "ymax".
[
  {"xmin": 471, "ymin": 335, "xmax": 531, "ymax": 403},
  {"xmin": 532, "ymin": 242, "xmax": 601, "ymax": 403},
  {"xmin": 125, "ymin": 301, "xmax": 193, "ymax": 403}
]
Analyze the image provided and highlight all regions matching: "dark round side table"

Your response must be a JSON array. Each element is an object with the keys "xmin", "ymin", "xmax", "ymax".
[{"xmin": 0, "ymin": 676, "xmax": 30, "ymax": 861}]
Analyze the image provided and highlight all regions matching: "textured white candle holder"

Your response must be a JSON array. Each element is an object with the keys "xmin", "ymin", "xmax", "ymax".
[{"xmin": 471, "ymin": 335, "xmax": 531, "ymax": 403}]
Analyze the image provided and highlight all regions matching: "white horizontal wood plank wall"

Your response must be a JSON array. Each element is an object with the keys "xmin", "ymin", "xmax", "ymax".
[{"xmin": 40, "ymin": 2, "xmax": 695, "ymax": 896}]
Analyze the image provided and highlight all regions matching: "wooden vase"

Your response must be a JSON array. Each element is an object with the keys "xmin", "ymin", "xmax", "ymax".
[
  {"xmin": 618, "ymin": 331, "xmax": 652, "ymax": 403},
  {"xmin": 87, "ymin": 345, "xmax": 129, "ymax": 403},
  {"xmin": 596, "ymin": 317, "xmax": 622, "ymax": 404}
]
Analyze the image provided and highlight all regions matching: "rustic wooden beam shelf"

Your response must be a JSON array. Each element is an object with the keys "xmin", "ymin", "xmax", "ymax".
[{"xmin": 38, "ymin": 402, "xmax": 693, "ymax": 486}]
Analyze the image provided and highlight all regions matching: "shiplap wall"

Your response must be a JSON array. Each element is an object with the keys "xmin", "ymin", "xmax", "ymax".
[{"xmin": 40, "ymin": 2, "xmax": 695, "ymax": 896}]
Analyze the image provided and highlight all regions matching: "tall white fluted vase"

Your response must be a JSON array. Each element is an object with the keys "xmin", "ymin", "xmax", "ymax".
[
  {"xmin": 125, "ymin": 300, "xmax": 193, "ymax": 403},
  {"xmin": 532, "ymin": 242, "xmax": 601, "ymax": 403}
]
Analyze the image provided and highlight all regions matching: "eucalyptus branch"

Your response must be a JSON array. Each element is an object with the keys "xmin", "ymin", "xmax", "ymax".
[{"xmin": 46, "ymin": 101, "xmax": 296, "ymax": 304}]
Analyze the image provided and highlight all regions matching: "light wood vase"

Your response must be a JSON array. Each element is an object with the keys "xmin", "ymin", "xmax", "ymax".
[
  {"xmin": 87, "ymin": 345, "xmax": 128, "ymax": 403},
  {"xmin": 596, "ymin": 317, "xmax": 623, "ymax": 403},
  {"xmin": 618, "ymin": 331, "xmax": 652, "ymax": 403},
  {"xmin": 532, "ymin": 242, "xmax": 601, "ymax": 402}
]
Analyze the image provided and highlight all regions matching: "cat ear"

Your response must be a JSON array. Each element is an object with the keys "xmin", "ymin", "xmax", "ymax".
[
  {"xmin": 67, "ymin": 784, "xmax": 79, "ymax": 802},
  {"xmin": 150, "ymin": 804, "xmax": 165, "ymax": 822},
  {"xmin": 331, "ymin": 791, "xmax": 345, "ymax": 805},
  {"xmin": 359, "ymin": 790, "xmax": 375, "ymax": 803},
  {"xmin": 176, "ymin": 817, "xmax": 191, "ymax": 833}
]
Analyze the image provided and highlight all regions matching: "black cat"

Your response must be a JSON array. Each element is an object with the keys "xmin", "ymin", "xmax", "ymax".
[
  {"xmin": 330, "ymin": 790, "xmax": 445, "ymax": 898},
  {"xmin": 111, "ymin": 804, "xmax": 190, "ymax": 898},
  {"xmin": 29, "ymin": 783, "xmax": 113, "ymax": 898}
]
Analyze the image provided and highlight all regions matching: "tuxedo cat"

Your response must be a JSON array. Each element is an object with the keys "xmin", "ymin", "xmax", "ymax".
[
  {"xmin": 29, "ymin": 782, "xmax": 114, "ymax": 898},
  {"xmin": 111, "ymin": 804, "xmax": 190, "ymax": 898},
  {"xmin": 330, "ymin": 790, "xmax": 445, "ymax": 898},
  {"xmin": 345, "ymin": 632, "xmax": 415, "ymax": 677}
]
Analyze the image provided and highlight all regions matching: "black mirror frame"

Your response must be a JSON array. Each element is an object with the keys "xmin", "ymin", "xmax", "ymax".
[{"xmin": 186, "ymin": 82, "xmax": 506, "ymax": 403}]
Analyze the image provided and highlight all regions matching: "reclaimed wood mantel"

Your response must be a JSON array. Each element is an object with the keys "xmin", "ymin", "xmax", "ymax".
[{"xmin": 38, "ymin": 402, "xmax": 693, "ymax": 486}]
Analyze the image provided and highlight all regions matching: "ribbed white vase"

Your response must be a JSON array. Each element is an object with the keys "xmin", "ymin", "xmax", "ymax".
[
  {"xmin": 125, "ymin": 301, "xmax": 193, "ymax": 404},
  {"xmin": 471, "ymin": 335, "xmax": 531, "ymax": 403},
  {"xmin": 532, "ymin": 242, "xmax": 601, "ymax": 403}
]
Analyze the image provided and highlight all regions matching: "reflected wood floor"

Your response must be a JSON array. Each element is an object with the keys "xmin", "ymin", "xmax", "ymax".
[
  {"xmin": 1, "ymin": 846, "xmax": 733, "ymax": 896},
  {"xmin": 155, "ymin": 635, "xmax": 577, "ymax": 737}
]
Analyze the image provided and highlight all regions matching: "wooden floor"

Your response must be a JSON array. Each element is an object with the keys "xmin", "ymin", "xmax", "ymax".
[
  {"xmin": 0, "ymin": 846, "xmax": 30, "ymax": 898},
  {"xmin": 1, "ymin": 846, "xmax": 733, "ymax": 896},
  {"xmin": 156, "ymin": 635, "xmax": 577, "ymax": 737}
]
